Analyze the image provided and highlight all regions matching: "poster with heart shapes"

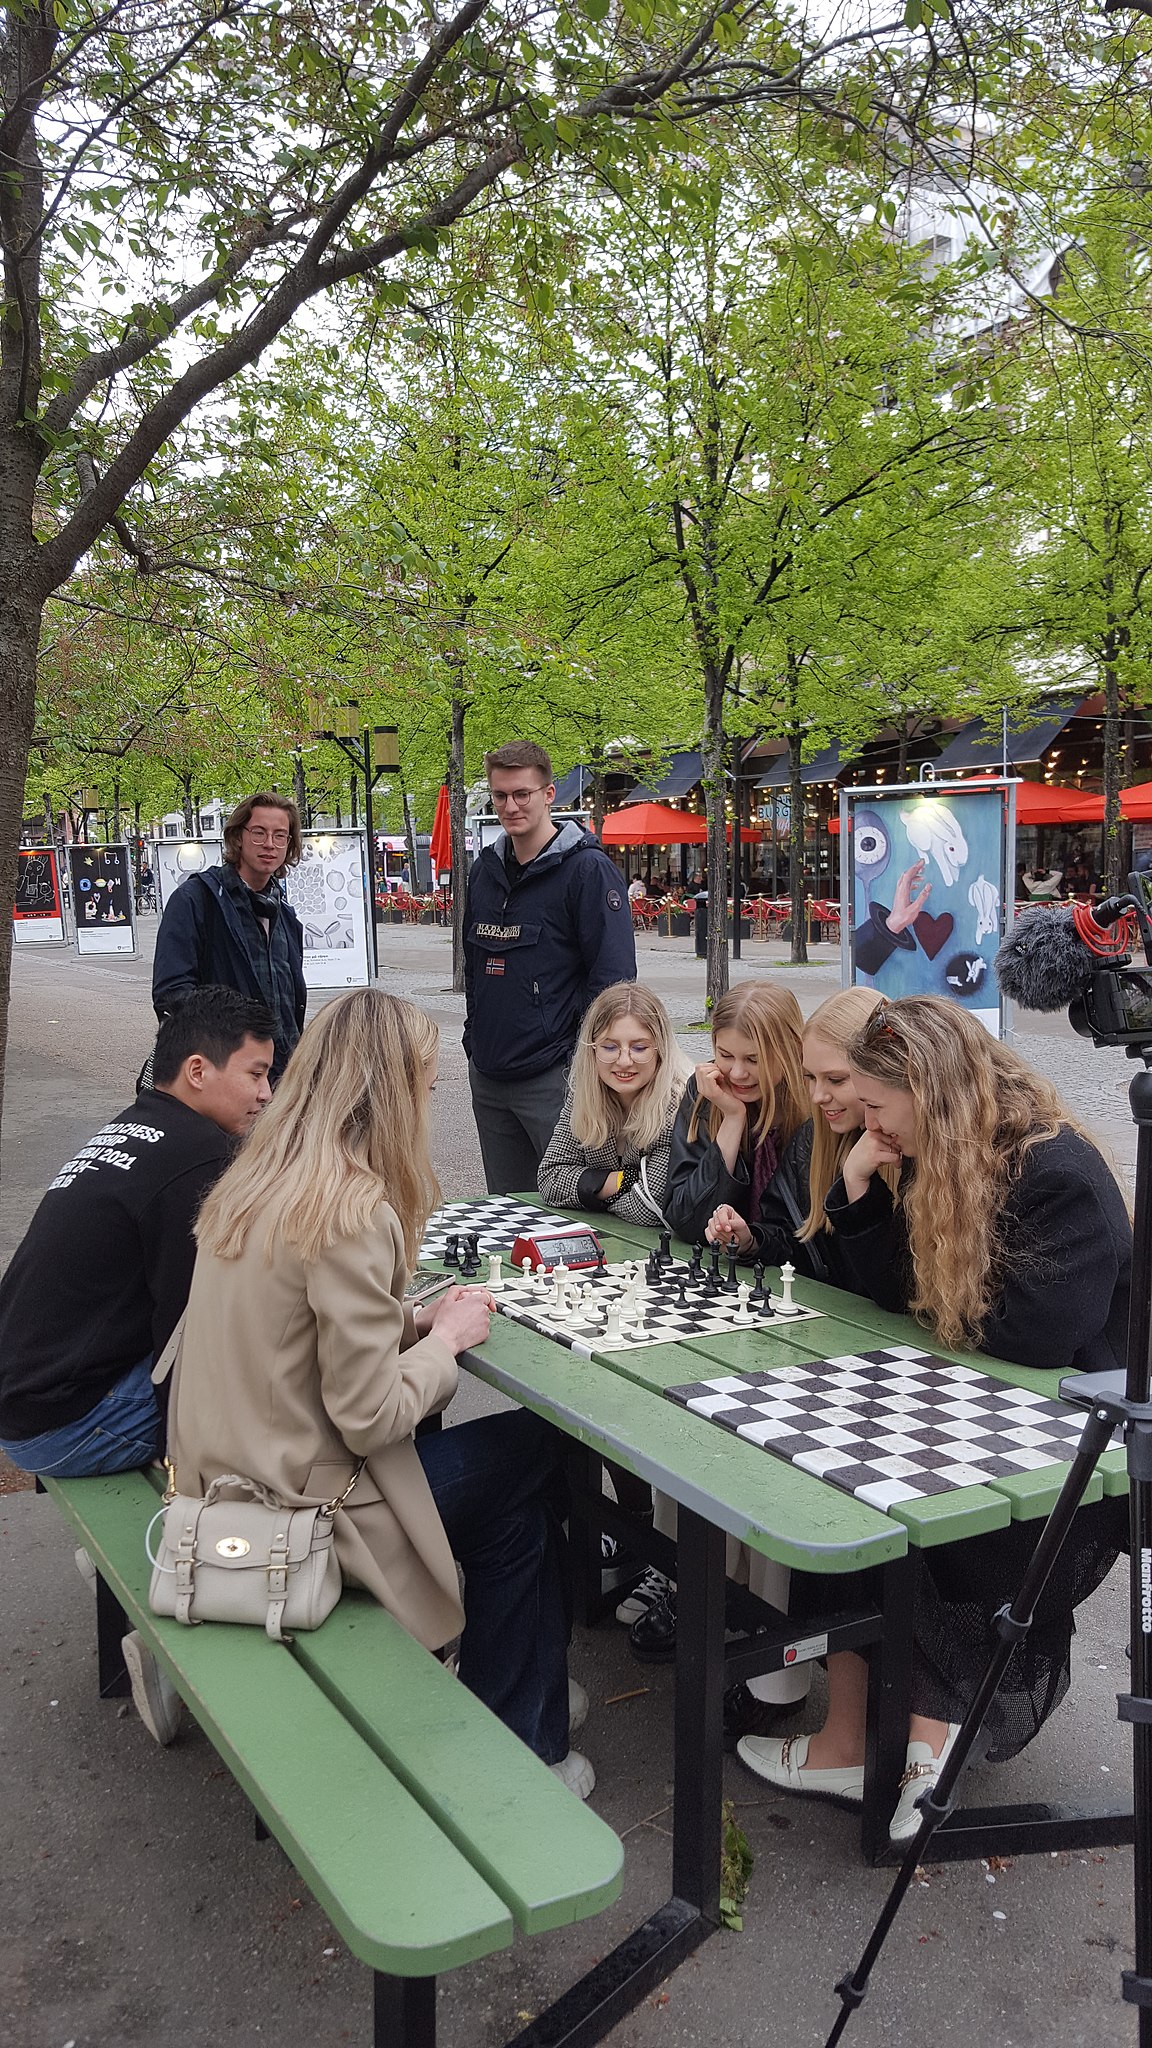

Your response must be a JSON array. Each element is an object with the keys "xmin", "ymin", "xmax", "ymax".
[{"xmin": 845, "ymin": 782, "xmax": 1012, "ymax": 1037}]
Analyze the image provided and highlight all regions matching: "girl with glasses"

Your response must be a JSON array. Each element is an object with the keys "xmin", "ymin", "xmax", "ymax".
[
  {"xmin": 538, "ymin": 983, "xmax": 690, "ymax": 1225},
  {"xmin": 737, "ymin": 994, "xmax": 1131, "ymax": 1841}
]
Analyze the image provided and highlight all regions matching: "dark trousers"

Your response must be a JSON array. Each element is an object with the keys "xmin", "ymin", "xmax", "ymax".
[
  {"xmin": 467, "ymin": 1058, "xmax": 568, "ymax": 1195},
  {"xmin": 416, "ymin": 1408, "xmax": 571, "ymax": 1764}
]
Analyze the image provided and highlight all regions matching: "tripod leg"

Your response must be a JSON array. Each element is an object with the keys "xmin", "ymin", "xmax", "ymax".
[
  {"xmin": 1123, "ymin": 1417, "xmax": 1152, "ymax": 2045},
  {"xmin": 824, "ymin": 1397, "xmax": 1119, "ymax": 2048}
]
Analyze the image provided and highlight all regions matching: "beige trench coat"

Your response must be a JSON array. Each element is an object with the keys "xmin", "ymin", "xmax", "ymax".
[{"xmin": 161, "ymin": 1201, "xmax": 465, "ymax": 1650}]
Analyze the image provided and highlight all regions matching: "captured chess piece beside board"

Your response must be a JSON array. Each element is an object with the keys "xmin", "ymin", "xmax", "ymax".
[{"xmin": 425, "ymin": 1199, "xmax": 820, "ymax": 1357}]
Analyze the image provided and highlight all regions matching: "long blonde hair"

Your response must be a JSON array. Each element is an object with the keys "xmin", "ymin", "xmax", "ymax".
[
  {"xmin": 849, "ymin": 995, "xmax": 1080, "ymax": 1348},
  {"xmin": 798, "ymin": 986, "xmax": 898, "ymax": 1240},
  {"xmin": 568, "ymin": 982, "xmax": 691, "ymax": 1152},
  {"xmin": 688, "ymin": 982, "xmax": 807, "ymax": 1153},
  {"xmin": 195, "ymin": 990, "xmax": 440, "ymax": 1269}
]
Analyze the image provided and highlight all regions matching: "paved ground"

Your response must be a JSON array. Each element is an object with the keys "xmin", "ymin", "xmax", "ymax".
[{"xmin": 0, "ymin": 921, "xmax": 1141, "ymax": 2047}]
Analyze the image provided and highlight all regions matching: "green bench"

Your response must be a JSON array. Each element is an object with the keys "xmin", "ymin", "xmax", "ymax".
[{"xmin": 42, "ymin": 1470, "xmax": 624, "ymax": 2048}]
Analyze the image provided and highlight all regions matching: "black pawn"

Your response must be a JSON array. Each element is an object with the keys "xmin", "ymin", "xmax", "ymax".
[
  {"xmin": 596, "ymin": 1242, "xmax": 607, "ymax": 1274},
  {"xmin": 726, "ymin": 1236, "xmax": 740, "ymax": 1289},
  {"xmin": 677, "ymin": 1276, "xmax": 689, "ymax": 1309}
]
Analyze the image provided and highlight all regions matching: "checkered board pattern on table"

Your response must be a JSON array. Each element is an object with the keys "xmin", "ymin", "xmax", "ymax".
[
  {"xmin": 419, "ymin": 1198, "xmax": 575, "ymax": 1263},
  {"xmin": 664, "ymin": 1345, "xmax": 1108, "ymax": 1510},
  {"xmin": 490, "ymin": 1260, "xmax": 822, "ymax": 1356}
]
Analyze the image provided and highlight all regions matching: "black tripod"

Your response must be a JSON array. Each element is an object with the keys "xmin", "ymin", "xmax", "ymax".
[{"xmin": 825, "ymin": 1052, "xmax": 1152, "ymax": 2047}]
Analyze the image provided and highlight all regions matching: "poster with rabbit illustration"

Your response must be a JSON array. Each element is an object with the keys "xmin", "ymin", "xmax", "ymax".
[{"xmin": 841, "ymin": 780, "xmax": 1014, "ymax": 1037}]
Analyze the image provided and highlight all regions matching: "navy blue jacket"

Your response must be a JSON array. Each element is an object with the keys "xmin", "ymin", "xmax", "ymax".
[
  {"xmin": 152, "ymin": 863, "xmax": 306, "ymax": 1081},
  {"xmin": 463, "ymin": 823, "xmax": 636, "ymax": 1079}
]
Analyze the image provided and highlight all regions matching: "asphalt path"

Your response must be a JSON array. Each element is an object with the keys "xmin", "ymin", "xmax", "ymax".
[{"xmin": 0, "ymin": 920, "xmax": 1139, "ymax": 2048}]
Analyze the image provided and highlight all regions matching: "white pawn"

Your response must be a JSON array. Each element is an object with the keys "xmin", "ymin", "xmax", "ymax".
[
  {"xmin": 734, "ymin": 1280, "xmax": 754, "ymax": 1325},
  {"xmin": 779, "ymin": 1261, "xmax": 797, "ymax": 1313},
  {"xmin": 520, "ymin": 1255, "xmax": 534, "ymax": 1287}
]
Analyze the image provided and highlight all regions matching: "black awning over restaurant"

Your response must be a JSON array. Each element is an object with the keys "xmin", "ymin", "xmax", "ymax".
[
  {"xmin": 627, "ymin": 749, "xmax": 704, "ymax": 802},
  {"xmin": 754, "ymin": 744, "xmax": 845, "ymax": 789},
  {"xmin": 930, "ymin": 699, "xmax": 1078, "ymax": 774}
]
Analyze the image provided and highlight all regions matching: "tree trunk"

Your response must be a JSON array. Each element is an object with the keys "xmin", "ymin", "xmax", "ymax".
[
  {"xmin": 701, "ymin": 681, "xmax": 729, "ymax": 1011},
  {"xmin": 897, "ymin": 720, "xmax": 909, "ymax": 782},
  {"xmin": 449, "ymin": 693, "xmax": 469, "ymax": 995},
  {"xmin": 401, "ymin": 786, "xmax": 419, "ymax": 895},
  {"xmin": 789, "ymin": 732, "xmax": 809, "ymax": 965},
  {"xmin": 293, "ymin": 750, "xmax": 308, "ymax": 828},
  {"xmin": 0, "ymin": 595, "xmax": 46, "ymax": 1131},
  {"xmin": 181, "ymin": 776, "xmax": 194, "ymax": 835},
  {"xmin": 1102, "ymin": 641, "xmax": 1122, "ymax": 895}
]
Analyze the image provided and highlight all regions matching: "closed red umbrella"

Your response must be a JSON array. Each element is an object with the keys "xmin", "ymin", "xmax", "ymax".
[{"xmin": 429, "ymin": 783, "xmax": 451, "ymax": 878}]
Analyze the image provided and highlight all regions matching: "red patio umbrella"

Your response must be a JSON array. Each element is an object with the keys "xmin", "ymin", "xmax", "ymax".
[
  {"xmin": 829, "ymin": 783, "xmax": 1106, "ymax": 830},
  {"xmin": 1121, "ymin": 783, "xmax": 1152, "ymax": 820},
  {"xmin": 601, "ymin": 802, "xmax": 708, "ymax": 844},
  {"xmin": 429, "ymin": 783, "xmax": 452, "ymax": 878}
]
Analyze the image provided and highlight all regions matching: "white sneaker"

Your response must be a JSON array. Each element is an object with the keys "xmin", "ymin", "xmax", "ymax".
[
  {"xmin": 889, "ymin": 1723, "xmax": 961, "ymax": 1842},
  {"xmin": 74, "ymin": 1547, "xmax": 97, "ymax": 1595},
  {"xmin": 122, "ymin": 1630, "xmax": 182, "ymax": 1747},
  {"xmin": 569, "ymin": 1677, "xmax": 589, "ymax": 1735},
  {"xmin": 550, "ymin": 1750, "xmax": 596, "ymax": 1800},
  {"xmin": 615, "ymin": 1565, "xmax": 672, "ymax": 1627}
]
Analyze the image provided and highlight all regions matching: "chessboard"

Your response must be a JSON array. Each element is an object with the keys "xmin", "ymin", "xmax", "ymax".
[
  {"xmin": 665, "ymin": 1345, "xmax": 1107, "ymax": 1510},
  {"xmin": 419, "ymin": 1198, "xmax": 574, "ymax": 1263},
  {"xmin": 488, "ymin": 1255, "xmax": 822, "ymax": 1356}
]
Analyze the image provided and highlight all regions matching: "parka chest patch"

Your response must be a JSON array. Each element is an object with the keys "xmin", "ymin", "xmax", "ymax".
[
  {"xmin": 476, "ymin": 922, "xmax": 520, "ymax": 940},
  {"xmin": 485, "ymin": 957, "xmax": 505, "ymax": 975}
]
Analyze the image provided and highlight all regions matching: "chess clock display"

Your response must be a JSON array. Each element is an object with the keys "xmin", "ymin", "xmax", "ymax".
[{"xmin": 509, "ymin": 1227, "xmax": 604, "ymax": 1274}]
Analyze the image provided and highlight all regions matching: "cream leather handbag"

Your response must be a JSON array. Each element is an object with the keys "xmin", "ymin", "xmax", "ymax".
[{"xmin": 147, "ymin": 1463, "xmax": 363, "ymax": 1642}]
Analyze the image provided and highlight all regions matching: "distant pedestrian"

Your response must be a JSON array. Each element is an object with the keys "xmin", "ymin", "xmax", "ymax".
[
  {"xmin": 153, "ymin": 793, "xmax": 307, "ymax": 1082},
  {"xmin": 464, "ymin": 742, "xmax": 636, "ymax": 1194}
]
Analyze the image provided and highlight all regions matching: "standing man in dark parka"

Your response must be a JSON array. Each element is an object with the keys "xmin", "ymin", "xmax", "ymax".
[
  {"xmin": 464, "ymin": 742, "xmax": 637, "ymax": 1194},
  {"xmin": 153, "ymin": 792, "xmax": 307, "ymax": 1083}
]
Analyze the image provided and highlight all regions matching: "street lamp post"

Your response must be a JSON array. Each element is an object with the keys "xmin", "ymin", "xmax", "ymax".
[{"xmin": 308, "ymin": 707, "xmax": 400, "ymax": 977}]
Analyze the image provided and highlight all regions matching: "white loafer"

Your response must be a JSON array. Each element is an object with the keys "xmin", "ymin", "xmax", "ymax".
[
  {"xmin": 736, "ymin": 1732, "xmax": 864, "ymax": 1808},
  {"xmin": 889, "ymin": 1723, "xmax": 962, "ymax": 1842}
]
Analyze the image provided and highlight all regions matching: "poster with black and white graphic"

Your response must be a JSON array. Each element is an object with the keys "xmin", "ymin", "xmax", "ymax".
[
  {"xmin": 284, "ymin": 831, "xmax": 371, "ymax": 989},
  {"xmin": 68, "ymin": 843, "xmax": 137, "ymax": 955},
  {"xmin": 13, "ymin": 846, "xmax": 66, "ymax": 943},
  {"xmin": 151, "ymin": 837, "xmax": 222, "ymax": 911}
]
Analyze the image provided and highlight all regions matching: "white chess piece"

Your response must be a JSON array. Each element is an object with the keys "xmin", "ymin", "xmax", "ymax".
[
  {"xmin": 604, "ymin": 1301, "xmax": 623, "ymax": 1343},
  {"xmin": 486, "ymin": 1253, "xmax": 503, "ymax": 1293},
  {"xmin": 778, "ymin": 1261, "xmax": 797, "ymax": 1313},
  {"xmin": 520, "ymin": 1255, "xmax": 533, "ymax": 1285},
  {"xmin": 735, "ymin": 1281, "xmax": 754, "ymax": 1325}
]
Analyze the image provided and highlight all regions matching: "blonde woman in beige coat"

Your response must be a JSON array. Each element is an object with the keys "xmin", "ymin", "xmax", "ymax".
[{"xmin": 165, "ymin": 989, "xmax": 591, "ymax": 1795}]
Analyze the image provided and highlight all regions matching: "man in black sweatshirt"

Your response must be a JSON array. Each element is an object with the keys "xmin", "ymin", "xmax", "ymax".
[{"xmin": 0, "ymin": 986, "xmax": 275, "ymax": 1478}]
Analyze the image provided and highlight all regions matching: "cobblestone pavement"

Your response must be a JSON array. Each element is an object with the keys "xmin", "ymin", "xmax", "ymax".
[{"xmin": 0, "ymin": 918, "xmax": 1140, "ymax": 2048}]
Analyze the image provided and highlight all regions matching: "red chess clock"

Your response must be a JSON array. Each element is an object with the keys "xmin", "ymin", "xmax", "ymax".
[{"xmin": 510, "ymin": 1227, "xmax": 603, "ymax": 1273}]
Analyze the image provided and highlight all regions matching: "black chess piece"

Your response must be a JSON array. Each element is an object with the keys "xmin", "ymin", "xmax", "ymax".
[
  {"xmin": 656, "ymin": 1226, "xmax": 671, "ymax": 1265},
  {"xmin": 443, "ymin": 1233, "xmax": 460, "ymax": 1269},
  {"xmin": 595, "ymin": 1242, "xmax": 607, "ymax": 1274},
  {"xmin": 645, "ymin": 1249, "xmax": 663, "ymax": 1287},
  {"xmin": 459, "ymin": 1234, "xmax": 480, "ymax": 1279},
  {"xmin": 750, "ymin": 1262, "xmax": 769, "ymax": 1304},
  {"xmin": 677, "ymin": 1276, "xmax": 689, "ymax": 1309},
  {"xmin": 725, "ymin": 1235, "xmax": 740, "ymax": 1289},
  {"xmin": 689, "ymin": 1240, "xmax": 705, "ymax": 1280}
]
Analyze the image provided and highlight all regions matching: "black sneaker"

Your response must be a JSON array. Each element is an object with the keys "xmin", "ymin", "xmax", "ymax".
[
  {"xmin": 722, "ymin": 1680, "xmax": 796, "ymax": 1752},
  {"xmin": 629, "ymin": 1588, "xmax": 677, "ymax": 1662}
]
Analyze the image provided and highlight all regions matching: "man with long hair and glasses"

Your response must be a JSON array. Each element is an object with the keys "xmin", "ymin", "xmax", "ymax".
[
  {"xmin": 463, "ymin": 742, "xmax": 636, "ymax": 1193},
  {"xmin": 153, "ymin": 793, "xmax": 307, "ymax": 1083}
]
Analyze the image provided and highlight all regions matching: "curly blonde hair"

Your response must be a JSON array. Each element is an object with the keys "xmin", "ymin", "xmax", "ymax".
[
  {"xmin": 688, "ymin": 982, "xmax": 808, "ymax": 1155},
  {"xmin": 848, "ymin": 995, "xmax": 1078, "ymax": 1348},
  {"xmin": 196, "ymin": 990, "xmax": 440, "ymax": 1269},
  {"xmin": 798, "ymin": 985, "xmax": 896, "ymax": 1240}
]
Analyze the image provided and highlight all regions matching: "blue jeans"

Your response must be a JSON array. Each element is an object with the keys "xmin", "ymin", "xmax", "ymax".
[
  {"xmin": 417, "ymin": 1407, "xmax": 571, "ymax": 1764},
  {"xmin": 0, "ymin": 1358, "xmax": 159, "ymax": 1477}
]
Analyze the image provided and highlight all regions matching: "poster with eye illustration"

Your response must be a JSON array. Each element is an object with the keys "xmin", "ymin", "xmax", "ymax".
[
  {"xmin": 283, "ymin": 830, "xmax": 371, "ymax": 990},
  {"xmin": 840, "ymin": 780, "xmax": 1015, "ymax": 1037},
  {"xmin": 13, "ymin": 846, "xmax": 67, "ymax": 944},
  {"xmin": 67, "ymin": 843, "xmax": 137, "ymax": 955}
]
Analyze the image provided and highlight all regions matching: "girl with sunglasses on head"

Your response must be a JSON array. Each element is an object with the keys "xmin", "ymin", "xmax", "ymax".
[
  {"xmin": 664, "ymin": 983, "xmax": 810, "ymax": 1250},
  {"xmin": 704, "ymin": 985, "xmax": 897, "ymax": 1279},
  {"xmin": 737, "ymin": 994, "xmax": 1131, "ymax": 1840}
]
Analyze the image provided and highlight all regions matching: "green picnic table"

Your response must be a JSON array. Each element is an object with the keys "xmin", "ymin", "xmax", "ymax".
[{"xmin": 427, "ymin": 1192, "xmax": 1133, "ymax": 1983}]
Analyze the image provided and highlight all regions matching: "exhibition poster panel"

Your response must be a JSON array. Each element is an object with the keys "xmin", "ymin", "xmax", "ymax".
[
  {"xmin": 285, "ymin": 831, "xmax": 371, "ymax": 990},
  {"xmin": 844, "ymin": 782, "xmax": 1010, "ymax": 1037},
  {"xmin": 150, "ymin": 837, "xmax": 222, "ymax": 909},
  {"xmin": 13, "ymin": 846, "xmax": 65, "ymax": 944},
  {"xmin": 68, "ymin": 843, "xmax": 137, "ymax": 955}
]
